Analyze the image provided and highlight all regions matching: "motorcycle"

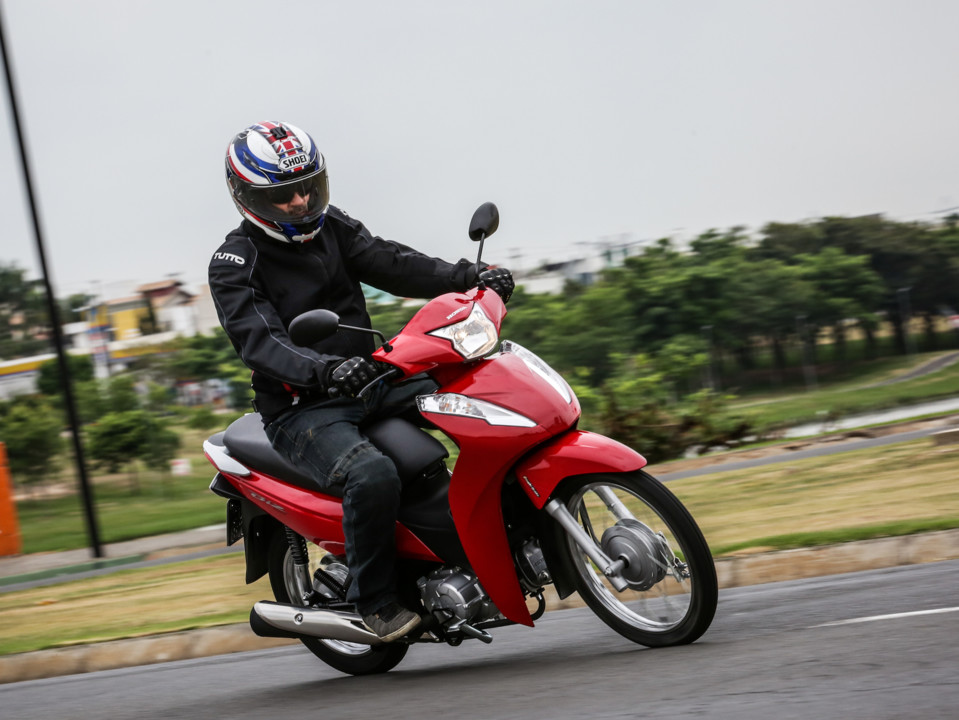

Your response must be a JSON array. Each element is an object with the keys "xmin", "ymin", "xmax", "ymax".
[{"xmin": 204, "ymin": 202, "xmax": 717, "ymax": 675}]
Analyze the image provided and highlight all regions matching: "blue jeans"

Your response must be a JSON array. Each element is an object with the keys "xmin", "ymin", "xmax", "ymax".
[{"xmin": 264, "ymin": 377, "xmax": 436, "ymax": 616}]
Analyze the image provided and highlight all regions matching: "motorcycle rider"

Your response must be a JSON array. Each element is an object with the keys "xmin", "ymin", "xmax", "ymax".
[{"xmin": 209, "ymin": 121, "xmax": 513, "ymax": 642}]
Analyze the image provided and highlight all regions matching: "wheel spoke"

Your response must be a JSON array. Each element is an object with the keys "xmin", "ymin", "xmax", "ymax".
[{"xmin": 562, "ymin": 475, "xmax": 715, "ymax": 642}]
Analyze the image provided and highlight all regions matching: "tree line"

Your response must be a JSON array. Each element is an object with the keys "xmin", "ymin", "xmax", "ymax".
[
  {"xmin": 371, "ymin": 214, "xmax": 959, "ymax": 459},
  {"xmin": 0, "ymin": 334, "xmax": 246, "ymax": 491},
  {"xmin": 2, "ymin": 213, "xmax": 957, "ymax": 476}
]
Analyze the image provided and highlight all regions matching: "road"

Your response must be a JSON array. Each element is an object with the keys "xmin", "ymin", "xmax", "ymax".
[
  {"xmin": 3, "ymin": 561, "xmax": 957, "ymax": 720},
  {"xmin": 657, "ymin": 425, "xmax": 945, "ymax": 482}
]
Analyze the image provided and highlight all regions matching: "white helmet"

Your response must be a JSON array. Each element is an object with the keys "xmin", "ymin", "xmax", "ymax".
[{"xmin": 225, "ymin": 121, "xmax": 330, "ymax": 242}]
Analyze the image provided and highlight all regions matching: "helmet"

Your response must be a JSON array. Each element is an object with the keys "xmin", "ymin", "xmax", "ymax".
[{"xmin": 225, "ymin": 121, "xmax": 330, "ymax": 243}]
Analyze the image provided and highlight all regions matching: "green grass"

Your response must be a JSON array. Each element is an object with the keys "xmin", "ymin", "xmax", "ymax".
[
  {"xmin": 16, "ymin": 473, "xmax": 224, "ymax": 554},
  {"xmin": 711, "ymin": 517, "xmax": 959, "ymax": 556},
  {"xmin": 730, "ymin": 351, "xmax": 959, "ymax": 431}
]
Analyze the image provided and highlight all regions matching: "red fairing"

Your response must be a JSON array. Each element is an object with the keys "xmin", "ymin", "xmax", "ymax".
[
  {"xmin": 514, "ymin": 431, "xmax": 648, "ymax": 509},
  {"xmin": 219, "ymin": 468, "xmax": 442, "ymax": 563},
  {"xmin": 419, "ymin": 352, "xmax": 580, "ymax": 626},
  {"xmin": 373, "ymin": 287, "xmax": 506, "ymax": 375}
]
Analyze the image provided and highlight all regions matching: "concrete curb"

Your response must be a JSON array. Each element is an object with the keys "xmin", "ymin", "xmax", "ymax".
[{"xmin": 3, "ymin": 528, "xmax": 957, "ymax": 684}]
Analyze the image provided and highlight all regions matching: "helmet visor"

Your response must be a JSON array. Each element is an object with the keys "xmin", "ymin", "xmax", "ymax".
[{"xmin": 240, "ymin": 169, "xmax": 330, "ymax": 224}]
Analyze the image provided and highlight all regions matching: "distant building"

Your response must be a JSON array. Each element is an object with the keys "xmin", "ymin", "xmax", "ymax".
[{"xmin": 0, "ymin": 278, "xmax": 222, "ymax": 397}]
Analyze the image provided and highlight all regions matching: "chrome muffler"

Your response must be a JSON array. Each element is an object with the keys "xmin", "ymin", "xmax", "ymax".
[{"xmin": 249, "ymin": 601, "xmax": 383, "ymax": 646}]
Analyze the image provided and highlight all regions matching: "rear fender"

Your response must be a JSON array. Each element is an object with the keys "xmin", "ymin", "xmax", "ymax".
[
  {"xmin": 240, "ymin": 501, "xmax": 282, "ymax": 584},
  {"xmin": 515, "ymin": 431, "xmax": 647, "ymax": 509},
  {"xmin": 210, "ymin": 472, "xmax": 280, "ymax": 584}
]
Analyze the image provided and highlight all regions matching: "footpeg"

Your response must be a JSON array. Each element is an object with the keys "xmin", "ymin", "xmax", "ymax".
[{"xmin": 450, "ymin": 620, "xmax": 493, "ymax": 644}]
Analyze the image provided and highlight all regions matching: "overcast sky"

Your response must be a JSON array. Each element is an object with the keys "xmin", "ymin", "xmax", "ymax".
[{"xmin": 1, "ymin": 0, "xmax": 958, "ymax": 300}]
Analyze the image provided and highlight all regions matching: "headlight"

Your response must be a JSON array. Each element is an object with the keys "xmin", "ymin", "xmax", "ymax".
[
  {"xmin": 428, "ymin": 303, "xmax": 498, "ymax": 360},
  {"xmin": 501, "ymin": 341, "xmax": 573, "ymax": 403},
  {"xmin": 417, "ymin": 393, "xmax": 536, "ymax": 428}
]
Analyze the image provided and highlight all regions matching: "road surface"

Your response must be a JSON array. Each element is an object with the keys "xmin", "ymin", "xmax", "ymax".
[{"xmin": 3, "ymin": 560, "xmax": 957, "ymax": 720}]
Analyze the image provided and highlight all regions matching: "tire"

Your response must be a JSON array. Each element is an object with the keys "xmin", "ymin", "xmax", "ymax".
[
  {"xmin": 555, "ymin": 471, "xmax": 717, "ymax": 647},
  {"xmin": 266, "ymin": 531, "xmax": 408, "ymax": 675}
]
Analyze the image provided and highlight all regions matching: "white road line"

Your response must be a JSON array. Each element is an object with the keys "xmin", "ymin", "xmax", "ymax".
[{"xmin": 814, "ymin": 607, "xmax": 959, "ymax": 628}]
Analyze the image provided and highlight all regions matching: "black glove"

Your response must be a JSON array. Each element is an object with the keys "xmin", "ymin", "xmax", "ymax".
[
  {"xmin": 326, "ymin": 357, "xmax": 389, "ymax": 399},
  {"xmin": 478, "ymin": 267, "xmax": 514, "ymax": 303}
]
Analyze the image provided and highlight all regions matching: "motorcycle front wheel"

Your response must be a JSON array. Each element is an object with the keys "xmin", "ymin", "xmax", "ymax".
[
  {"xmin": 556, "ymin": 471, "xmax": 717, "ymax": 647},
  {"xmin": 266, "ymin": 532, "xmax": 408, "ymax": 675}
]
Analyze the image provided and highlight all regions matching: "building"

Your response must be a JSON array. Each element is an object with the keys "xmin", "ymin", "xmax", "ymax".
[{"xmin": 0, "ymin": 278, "xmax": 221, "ymax": 398}]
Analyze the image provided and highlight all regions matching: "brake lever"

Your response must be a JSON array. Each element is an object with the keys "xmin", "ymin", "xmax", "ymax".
[{"xmin": 356, "ymin": 367, "xmax": 402, "ymax": 400}]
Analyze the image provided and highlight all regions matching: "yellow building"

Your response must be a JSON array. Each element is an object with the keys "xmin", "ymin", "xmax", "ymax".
[{"xmin": 83, "ymin": 296, "xmax": 153, "ymax": 342}]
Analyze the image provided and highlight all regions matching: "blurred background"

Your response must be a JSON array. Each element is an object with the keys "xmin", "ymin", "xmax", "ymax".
[{"xmin": 1, "ymin": 0, "xmax": 959, "ymax": 551}]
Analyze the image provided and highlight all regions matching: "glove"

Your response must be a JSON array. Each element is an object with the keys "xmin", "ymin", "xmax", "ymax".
[
  {"xmin": 478, "ymin": 267, "xmax": 514, "ymax": 304},
  {"xmin": 326, "ymin": 357, "xmax": 388, "ymax": 399}
]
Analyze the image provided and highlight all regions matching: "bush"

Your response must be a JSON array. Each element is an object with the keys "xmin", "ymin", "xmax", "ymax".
[
  {"xmin": 186, "ymin": 407, "xmax": 219, "ymax": 430},
  {"xmin": 87, "ymin": 410, "xmax": 153, "ymax": 474},
  {"xmin": 36, "ymin": 355, "xmax": 94, "ymax": 397},
  {"xmin": 0, "ymin": 401, "xmax": 63, "ymax": 487},
  {"xmin": 573, "ymin": 354, "xmax": 753, "ymax": 463}
]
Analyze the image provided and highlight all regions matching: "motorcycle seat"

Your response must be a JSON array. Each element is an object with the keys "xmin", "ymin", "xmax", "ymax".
[
  {"xmin": 221, "ymin": 412, "xmax": 449, "ymax": 498},
  {"xmin": 221, "ymin": 413, "xmax": 327, "ymax": 495}
]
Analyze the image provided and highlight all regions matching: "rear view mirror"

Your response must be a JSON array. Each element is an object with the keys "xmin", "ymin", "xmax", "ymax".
[
  {"xmin": 289, "ymin": 309, "xmax": 340, "ymax": 346},
  {"xmin": 469, "ymin": 202, "xmax": 499, "ymax": 242}
]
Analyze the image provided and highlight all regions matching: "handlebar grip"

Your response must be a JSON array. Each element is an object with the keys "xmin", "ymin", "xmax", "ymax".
[{"xmin": 356, "ymin": 367, "xmax": 402, "ymax": 399}]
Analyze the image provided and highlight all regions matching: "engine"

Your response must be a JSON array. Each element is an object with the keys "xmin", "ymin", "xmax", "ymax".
[{"xmin": 417, "ymin": 567, "xmax": 500, "ymax": 625}]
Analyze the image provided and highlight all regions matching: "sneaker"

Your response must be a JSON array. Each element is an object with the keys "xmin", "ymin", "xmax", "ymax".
[{"xmin": 363, "ymin": 602, "xmax": 423, "ymax": 642}]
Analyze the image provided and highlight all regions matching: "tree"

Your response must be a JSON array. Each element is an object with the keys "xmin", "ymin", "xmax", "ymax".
[
  {"xmin": 0, "ymin": 262, "xmax": 49, "ymax": 357},
  {"xmin": 795, "ymin": 248, "xmax": 884, "ymax": 364},
  {"xmin": 36, "ymin": 355, "xmax": 95, "ymax": 397},
  {"xmin": 86, "ymin": 410, "xmax": 153, "ymax": 491},
  {"xmin": 0, "ymin": 401, "xmax": 63, "ymax": 490},
  {"xmin": 141, "ymin": 423, "xmax": 182, "ymax": 496},
  {"xmin": 106, "ymin": 374, "xmax": 141, "ymax": 413},
  {"xmin": 571, "ymin": 353, "xmax": 752, "ymax": 463}
]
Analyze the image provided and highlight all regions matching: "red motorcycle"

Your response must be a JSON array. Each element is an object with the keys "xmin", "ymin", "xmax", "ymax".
[{"xmin": 204, "ymin": 203, "xmax": 717, "ymax": 675}]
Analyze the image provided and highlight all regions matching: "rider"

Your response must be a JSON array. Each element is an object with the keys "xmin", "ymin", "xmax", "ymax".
[{"xmin": 209, "ymin": 121, "xmax": 513, "ymax": 642}]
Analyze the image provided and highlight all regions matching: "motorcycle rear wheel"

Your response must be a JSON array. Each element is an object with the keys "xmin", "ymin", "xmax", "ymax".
[
  {"xmin": 267, "ymin": 532, "xmax": 408, "ymax": 675},
  {"xmin": 557, "ymin": 471, "xmax": 717, "ymax": 647}
]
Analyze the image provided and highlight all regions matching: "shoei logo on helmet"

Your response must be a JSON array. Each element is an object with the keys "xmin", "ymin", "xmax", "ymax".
[{"xmin": 278, "ymin": 153, "xmax": 310, "ymax": 172}]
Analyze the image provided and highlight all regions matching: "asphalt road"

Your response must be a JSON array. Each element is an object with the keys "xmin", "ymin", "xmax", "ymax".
[
  {"xmin": 657, "ymin": 426, "xmax": 944, "ymax": 482},
  {"xmin": 4, "ymin": 560, "xmax": 957, "ymax": 720}
]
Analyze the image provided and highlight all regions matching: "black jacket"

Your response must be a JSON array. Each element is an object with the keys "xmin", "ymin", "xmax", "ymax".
[{"xmin": 209, "ymin": 206, "xmax": 478, "ymax": 419}]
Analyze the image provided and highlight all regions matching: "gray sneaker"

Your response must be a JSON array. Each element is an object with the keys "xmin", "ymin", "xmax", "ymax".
[{"xmin": 363, "ymin": 603, "xmax": 423, "ymax": 642}]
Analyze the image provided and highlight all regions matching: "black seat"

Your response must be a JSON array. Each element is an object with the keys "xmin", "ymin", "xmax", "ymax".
[
  {"xmin": 221, "ymin": 413, "xmax": 449, "ymax": 497},
  {"xmin": 222, "ymin": 413, "xmax": 327, "ymax": 494}
]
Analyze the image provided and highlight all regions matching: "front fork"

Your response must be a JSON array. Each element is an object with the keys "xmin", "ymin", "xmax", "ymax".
[{"xmin": 544, "ymin": 498, "xmax": 631, "ymax": 592}]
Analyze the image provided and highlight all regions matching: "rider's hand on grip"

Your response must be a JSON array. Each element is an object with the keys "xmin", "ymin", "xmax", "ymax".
[
  {"xmin": 326, "ymin": 356, "xmax": 389, "ymax": 399},
  {"xmin": 478, "ymin": 267, "xmax": 514, "ymax": 303}
]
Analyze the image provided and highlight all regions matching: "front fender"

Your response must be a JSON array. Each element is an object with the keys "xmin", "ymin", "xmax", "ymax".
[{"xmin": 515, "ymin": 430, "xmax": 647, "ymax": 508}]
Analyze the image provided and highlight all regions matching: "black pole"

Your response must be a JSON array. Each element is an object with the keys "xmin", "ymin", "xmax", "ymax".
[{"xmin": 0, "ymin": 4, "xmax": 103, "ymax": 557}]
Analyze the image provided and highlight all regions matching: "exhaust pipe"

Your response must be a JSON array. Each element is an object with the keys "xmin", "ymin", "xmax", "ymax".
[{"xmin": 250, "ymin": 601, "xmax": 384, "ymax": 646}]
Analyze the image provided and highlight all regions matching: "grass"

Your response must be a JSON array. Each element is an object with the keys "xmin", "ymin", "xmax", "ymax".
[
  {"xmin": 729, "ymin": 350, "xmax": 959, "ymax": 430},
  {"xmin": 0, "ymin": 553, "xmax": 262, "ymax": 655},
  {"xmin": 671, "ymin": 439, "xmax": 959, "ymax": 555},
  {"xmin": 17, "ymin": 475, "xmax": 225, "ymax": 554},
  {"xmin": 14, "ymin": 427, "xmax": 225, "ymax": 554},
  {"xmin": 1, "ymin": 435, "xmax": 957, "ymax": 655}
]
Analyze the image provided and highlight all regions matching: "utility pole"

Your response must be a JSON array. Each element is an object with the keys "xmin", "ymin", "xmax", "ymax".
[{"xmin": 0, "ymin": 4, "xmax": 102, "ymax": 557}]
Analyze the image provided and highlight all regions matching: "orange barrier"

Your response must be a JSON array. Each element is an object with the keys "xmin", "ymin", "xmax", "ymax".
[{"xmin": 0, "ymin": 442, "xmax": 22, "ymax": 556}]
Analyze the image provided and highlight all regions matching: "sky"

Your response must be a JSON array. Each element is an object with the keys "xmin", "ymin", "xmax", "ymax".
[{"xmin": 1, "ymin": 0, "xmax": 958, "ymax": 301}]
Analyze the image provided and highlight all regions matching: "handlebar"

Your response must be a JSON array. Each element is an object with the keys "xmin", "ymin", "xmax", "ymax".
[{"xmin": 326, "ymin": 366, "xmax": 402, "ymax": 401}]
